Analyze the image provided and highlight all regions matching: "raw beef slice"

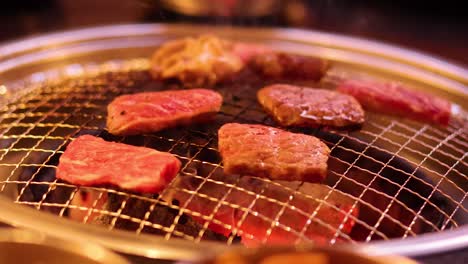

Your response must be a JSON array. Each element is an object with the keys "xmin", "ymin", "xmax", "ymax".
[
  {"xmin": 218, "ymin": 123, "xmax": 330, "ymax": 182},
  {"xmin": 337, "ymin": 78, "xmax": 452, "ymax": 125},
  {"xmin": 107, "ymin": 89, "xmax": 223, "ymax": 135},
  {"xmin": 258, "ymin": 84, "xmax": 365, "ymax": 128},
  {"xmin": 56, "ymin": 135, "xmax": 181, "ymax": 193}
]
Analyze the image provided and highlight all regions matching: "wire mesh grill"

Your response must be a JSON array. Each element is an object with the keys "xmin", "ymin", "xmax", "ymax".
[{"xmin": 0, "ymin": 59, "xmax": 466, "ymax": 246}]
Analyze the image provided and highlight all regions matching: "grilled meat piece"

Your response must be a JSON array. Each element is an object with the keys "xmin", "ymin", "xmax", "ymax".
[
  {"xmin": 56, "ymin": 135, "xmax": 181, "ymax": 193},
  {"xmin": 249, "ymin": 52, "xmax": 329, "ymax": 81},
  {"xmin": 230, "ymin": 42, "xmax": 272, "ymax": 63},
  {"xmin": 150, "ymin": 35, "xmax": 244, "ymax": 86},
  {"xmin": 107, "ymin": 89, "xmax": 222, "ymax": 135},
  {"xmin": 258, "ymin": 84, "xmax": 365, "ymax": 128},
  {"xmin": 337, "ymin": 79, "xmax": 453, "ymax": 125},
  {"xmin": 218, "ymin": 123, "xmax": 330, "ymax": 182},
  {"xmin": 163, "ymin": 174, "xmax": 358, "ymax": 246},
  {"xmin": 150, "ymin": 34, "xmax": 328, "ymax": 85}
]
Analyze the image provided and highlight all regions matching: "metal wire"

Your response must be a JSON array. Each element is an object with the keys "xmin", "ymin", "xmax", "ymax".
[
  {"xmin": 332, "ymin": 127, "xmax": 466, "ymax": 218},
  {"xmin": 0, "ymin": 59, "xmax": 466, "ymax": 247}
]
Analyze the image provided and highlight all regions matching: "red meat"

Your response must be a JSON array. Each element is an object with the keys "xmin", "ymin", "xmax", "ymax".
[
  {"xmin": 258, "ymin": 84, "xmax": 365, "ymax": 128},
  {"xmin": 337, "ymin": 79, "xmax": 452, "ymax": 125},
  {"xmin": 56, "ymin": 135, "xmax": 181, "ymax": 193},
  {"xmin": 230, "ymin": 42, "xmax": 272, "ymax": 63},
  {"xmin": 107, "ymin": 89, "xmax": 223, "ymax": 135},
  {"xmin": 218, "ymin": 123, "xmax": 330, "ymax": 182},
  {"xmin": 249, "ymin": 52, "xmax": 329, "ymax": 81}
]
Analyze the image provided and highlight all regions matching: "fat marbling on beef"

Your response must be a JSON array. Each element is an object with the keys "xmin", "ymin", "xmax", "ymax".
[
  {"xmin": 218, "ymin": 123, "xmax": 330, "ymax": 182},
  {"xmin": 258, "ymin": 84, "xmax": 365, "ymax": 128},
  {"xmin": 337, "ymin": 78, "xmax": 453, "ymax": 125},
  {"xmin": 107, "ymin": 89, "xmax": 222, "ymax": 136},
  {"xmin": 56, "ymin": 135, "xmax": 181, "ymax": 193}
]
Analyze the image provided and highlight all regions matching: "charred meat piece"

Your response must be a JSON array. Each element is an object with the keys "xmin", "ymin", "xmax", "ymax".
[
  {"xmin": 107, "ymin": 89, "xmax": 222, "ymax": 135},
  {"xmin": 258, "ymin": 84, "xmax": 365, "ymax": 128},
  {"xmin": 337, "ymin": 79, "xmax": 453, "ymax": 125},
  {"xmin": 249, "ymin": 52, "xmax": 329, "ymax": 81},
  {"xmin": 218, "ymin": 123, "xmax": 330, "ymax": 182},
  {"xmin": 56, "ymin": 135, "xmax": 181, "ymax": 193},
  {"xmin": 163, "ymin": 175, "xmax": 358, "ymax": 246},
  {"xmin": 150, "ymin": 35, "xmax": 243, "ymax": 86}
]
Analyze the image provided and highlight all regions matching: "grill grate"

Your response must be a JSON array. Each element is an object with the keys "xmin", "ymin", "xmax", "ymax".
[{"xmin": 0, "ymin": 59, "xmax": 466, "ymax": 246}]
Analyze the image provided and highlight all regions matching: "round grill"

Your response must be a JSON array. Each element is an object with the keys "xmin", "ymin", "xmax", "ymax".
[{"xmin": 0, "ymin": 24, "xmax": 466, "ymax": 260}]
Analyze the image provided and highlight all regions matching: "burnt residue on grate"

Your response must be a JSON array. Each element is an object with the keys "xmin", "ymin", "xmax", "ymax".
[{"xmin": 0, "ymin": 70, "xmax": 465, "ymax": 245}]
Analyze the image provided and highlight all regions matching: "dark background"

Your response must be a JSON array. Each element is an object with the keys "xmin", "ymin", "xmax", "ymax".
[
  {"xmin": 0, "ymin": 0, "xmax": 467, "ymax": 66},
  {"xmin": 0, "ymin": 0, "xmax": 466, "ymax": 263}
]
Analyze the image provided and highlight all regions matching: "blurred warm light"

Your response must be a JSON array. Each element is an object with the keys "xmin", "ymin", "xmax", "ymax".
[
  {"xmin": 0, "ymin": 85, "xmax": 8, "ymax": 95},
  {"xmin": 160, "ymin": 0, "xmax": 280, "ymax": 17},
  {"xmin": 285, "ymin": 0, "xmax": 308, "ymax": 26}
]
